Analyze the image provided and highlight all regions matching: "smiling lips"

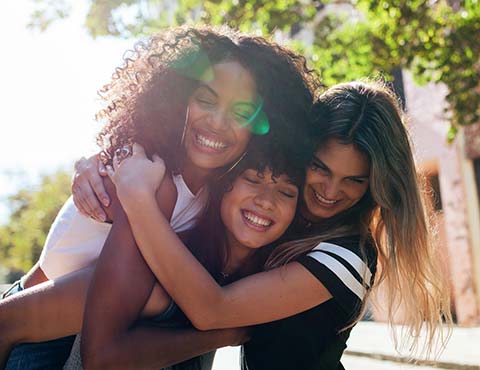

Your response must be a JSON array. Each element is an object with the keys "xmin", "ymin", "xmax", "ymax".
[
  {"xmin": 195, "ymin": 131, "xmax": 228, "ymax": 151},
  {"xmin": 312, "ymin": 188, "xmax": 340, "ymax": 206},
  {"xmin": 241, "ymin": 209, "xmax": 274, "ymax": 231}
]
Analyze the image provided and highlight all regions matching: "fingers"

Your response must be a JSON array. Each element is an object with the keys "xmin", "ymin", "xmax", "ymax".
[
  {"xmin": 112, "ymin": 153, "xmax": 121, "ymax": 172},
  {"xmin": 72, "ymin": 179, "xmax": 107, "ymax": 222},
  {"xmin": 106, "ymin": 165, "xmax": 115, "ymax": 182},
  {"xmin": 98, "ymin": 159, "xmax": 108, "ymax": 177},
  {"xmin": 89, "ymin": 176, "xmax": 110, "ymax": 208},
  {"xmin": 72, "ymin": 156, "xmax": 110, "ymax": 221}
]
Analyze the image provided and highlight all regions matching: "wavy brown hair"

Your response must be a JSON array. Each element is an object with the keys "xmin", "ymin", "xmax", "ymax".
[
  {"xmin": 95, "ymin": 25, "xmax": 320, "ymax": 173},
  {"xmin": 266, "ymin": 80, "xmax": 452, "ymax": 357}
]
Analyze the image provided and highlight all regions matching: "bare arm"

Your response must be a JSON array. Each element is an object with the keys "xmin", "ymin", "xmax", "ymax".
[
  {"xmin": 81, "ymin": 177, "xmax": 247, "ymax": 370},
  {"xmin": 107, "ymin": 145, "xmax": 333, "ymax": 330},
  {"xmin": 0, "ymin": 266, "xmax": 95, "ymax": 368},
  {"xmin": 123, "ymin": 193, "xmax": 332, "ymax": 330},
  {"xmin": 21, "ymin": 262, "xmax": 49, "ymax": 289}
]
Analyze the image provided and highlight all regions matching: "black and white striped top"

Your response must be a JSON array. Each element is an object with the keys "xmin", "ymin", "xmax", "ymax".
[
  {"xmin": 296, "ymin": 237, "xmax": 376, "ymax": 317},
  {"xmin": 243, "ymin": 235, "xmax": 377, "ymax": 370}
]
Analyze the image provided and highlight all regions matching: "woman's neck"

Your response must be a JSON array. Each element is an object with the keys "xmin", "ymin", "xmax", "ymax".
[
  {"xmin": 181, "ymin": 160, "xmax": 212, "ymax": 194},
  {"xmin": 223, "ymin": 233, "xmax": 257, "ymax": 276}
]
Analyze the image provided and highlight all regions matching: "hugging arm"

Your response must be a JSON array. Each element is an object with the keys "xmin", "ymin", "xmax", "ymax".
[
  {"xmin": 107, "ymin": 145, "xmax": 333, "ymax": 330},
  {"xmin": 122, "ymin": 193, "xmax": 332, "ymax": 330},
  {"xmin": 81, "ymin": 179, "xmax": 247, "ymax": 370}
]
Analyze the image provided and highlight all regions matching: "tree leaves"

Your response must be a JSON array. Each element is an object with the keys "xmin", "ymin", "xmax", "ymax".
[
  {"xmin": 28, "ymin": 0, "xmax": 480, "ymax": 129},
  {"xmin": 0, "ymin": 171, "xmax": 71, "ymax": 272}
]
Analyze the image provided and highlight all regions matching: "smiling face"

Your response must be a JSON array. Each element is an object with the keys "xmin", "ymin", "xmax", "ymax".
[
  {"xmin": 221, "ymin": 168, "xmax": 298, "ymax": 253},
  {"xmin": 183, "ymin": 61, "xmax": 259, "ymax": 175},
  {"xmin": 302, "ymin": 139, "xmax": 370, "ymax": 222}
]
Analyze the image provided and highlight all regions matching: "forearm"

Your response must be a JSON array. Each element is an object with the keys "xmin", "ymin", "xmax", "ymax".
[
  {"xmin": 81, "ymin": 212, "xmax": 157, "ymax": 368},
  {"xmin": 0, "ymin": 266, "xmax": 93, "ymax": 346},
  {"xmin": 87, "ymin": 324, "xmax": 248, "ymax": 370},
  {"xmin": 122, "ymin": 194, "xmax": 226, "ymax": 329},
  {"xmin": 121, "ymin": 193, "xmax": 331, "ymax": 330}
]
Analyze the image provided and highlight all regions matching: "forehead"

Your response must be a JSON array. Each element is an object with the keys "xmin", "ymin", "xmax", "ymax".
[
  {"xmin": 243, "ymin": 168, "xmax": 297, "ymax": 186},
  {"xmin": 315, "ymin": 139, "xmax": 370, "ymax": 177},
  {"xmin": 206, "ymin": 61, "xmax": 257, "ymax": 101}
]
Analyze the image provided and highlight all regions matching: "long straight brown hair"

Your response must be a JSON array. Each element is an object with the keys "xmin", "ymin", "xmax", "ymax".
[{"xmin": 266, "ymin": 80, "xmax": 452, "ymax": 358}]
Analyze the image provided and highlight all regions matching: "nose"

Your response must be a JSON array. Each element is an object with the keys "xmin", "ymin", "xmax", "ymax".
[
  {"xmin": 207, "ymin": 109, "xmax": 229, "ymax": 131},
  {"xmin": 323, "ymin": 178, "xmax": 341, "ymax": 200},
  {"xmin": 253, "ymin": 189, "xmax": 275, "ymax": 211}
]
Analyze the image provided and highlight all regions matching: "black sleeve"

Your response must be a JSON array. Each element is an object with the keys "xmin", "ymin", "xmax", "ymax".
[{"xmin": 296, "ymin": 236, "xmax": 376, "ymax": 315}]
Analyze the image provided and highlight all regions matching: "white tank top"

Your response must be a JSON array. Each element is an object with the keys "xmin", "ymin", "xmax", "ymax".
[{"xmin": 39, "ymin": 174, "xmax": 208, "ymax": 280}]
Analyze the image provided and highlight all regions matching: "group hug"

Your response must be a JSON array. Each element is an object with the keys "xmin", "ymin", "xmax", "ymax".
[{"xmin": 0, "ymin": 26, "xmax": 451, "ymax": 370}]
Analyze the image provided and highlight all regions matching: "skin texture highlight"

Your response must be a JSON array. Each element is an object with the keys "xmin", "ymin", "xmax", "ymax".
[{"xmin": 302, "ymin": 139, "xmax": 370, "ymax": 222}]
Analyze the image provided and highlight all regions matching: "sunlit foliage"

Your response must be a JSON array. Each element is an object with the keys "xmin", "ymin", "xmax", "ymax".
[
  {"xmin": 0, "ymin": 171, "xmax": 71, "ymax": 273},
  {"xmin": 29, "ymin": 0, "xmax": 480, "ymax": 132}
]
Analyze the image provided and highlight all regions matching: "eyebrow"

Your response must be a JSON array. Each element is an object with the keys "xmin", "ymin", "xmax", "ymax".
[
  {"xmin": 312, "ymin": 156, "xmax": 369, "ymax": 179},
  {"xmin": 197, "ymin": 84, "xmax": 257, "ymax": 107},
  {"xmin": 197, "ymin": 83, "xmax": 218, "ymax": 97}
]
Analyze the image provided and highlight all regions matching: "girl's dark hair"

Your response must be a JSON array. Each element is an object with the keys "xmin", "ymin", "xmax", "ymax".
[
  {"xmin": 96, "ymin": 26, "xmax": 320, "ymax": 172},
  {"xmin": 186, "ymin": 137, "xmax": 309, "ymax": 282}
]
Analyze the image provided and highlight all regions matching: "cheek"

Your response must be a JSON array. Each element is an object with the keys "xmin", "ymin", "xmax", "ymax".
[
  {"xmin": 278, "ymin": 202, "xmax": 297, "ymax": 230},
  {"xmin": 346, "ymin": 185, "xmax": 369, "ymax": 202},
  {"xmin": 232, "ymin": 128, "xmax": 251, "ymax": 150},
  {"xmin": 305, "ymin": 169, "xmax": 325, "ymax": 187},
  {"xmin": 186, "ymin": 104, "xmax": 203, "ymax": 126},
  {"xmin": 220, "ymin": 193, "xmax": 234, "ymax": 225}
]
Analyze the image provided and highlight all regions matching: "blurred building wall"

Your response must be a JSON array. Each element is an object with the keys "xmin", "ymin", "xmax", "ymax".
[{"xmin": 373, "ymin": 71, "xmax": 480, "ymax": 326}]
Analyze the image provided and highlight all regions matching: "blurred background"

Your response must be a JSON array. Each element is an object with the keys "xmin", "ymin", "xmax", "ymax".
[{"xmin": 1, "ymin": 1, "xmax": 479, "ymax": 368}]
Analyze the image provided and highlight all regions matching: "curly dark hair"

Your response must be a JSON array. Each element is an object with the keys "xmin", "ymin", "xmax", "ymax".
[
  {"xmin": 95, "ymin": 25, "xmax": 321, "ymax": 172},
  {"xmin": 186, "ymin": 136, "xmax": 310, "ymax": 284}
]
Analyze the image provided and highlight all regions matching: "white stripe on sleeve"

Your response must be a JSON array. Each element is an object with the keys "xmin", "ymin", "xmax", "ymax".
[
  {"xmin": 308, "ymin": 251, "xmax": 367, "ymax": 300},
  {"xmin": 312, "ymin": 242, "xmax": 372, "ymax": 286}
]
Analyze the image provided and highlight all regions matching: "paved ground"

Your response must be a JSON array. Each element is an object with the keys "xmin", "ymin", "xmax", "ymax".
[
  {"xmin": 212, "ymin": 322, "xmax": 480, "ymax": 370},
  {"xmin": 347, "ymin": 321, "xmax": 480, "ymax": 369},
  {"xmin": 211, "ymin": 347, "xmax": 455, "ymax": 370}
]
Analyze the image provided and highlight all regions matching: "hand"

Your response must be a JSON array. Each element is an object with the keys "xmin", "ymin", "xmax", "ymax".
[
  {"xmin": 106, "ymin": 143, "xmax": 166, "ymax": 207},
  {"xmin": 72, "ymin": 154, "xmax": 110, "ymax": 222}
]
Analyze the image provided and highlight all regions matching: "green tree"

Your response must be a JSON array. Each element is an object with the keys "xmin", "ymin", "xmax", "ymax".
[
  {"xmin": 28, "ymin": 0, "xmax": 480, "ymax": 134},
  {"xmin": 0, "ymin": 170, "xmax": 71, "ymax": 273}
]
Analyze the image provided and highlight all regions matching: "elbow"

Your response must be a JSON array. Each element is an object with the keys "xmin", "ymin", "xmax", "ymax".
[
  {"xmin": 189, "ymin": 296, "xmax": 226, "ymax": 331},
  {"xmin": 190, "ymin": 314, "xmax": 219, "ymax": 331}
]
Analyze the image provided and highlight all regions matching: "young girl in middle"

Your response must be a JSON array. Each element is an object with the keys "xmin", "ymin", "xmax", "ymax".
[{"xmin": 69, "ymin": 137, "xmax": 308, "ymax": 370}]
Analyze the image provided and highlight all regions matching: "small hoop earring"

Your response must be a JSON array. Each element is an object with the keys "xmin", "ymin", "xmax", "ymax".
[
  {"xmin": 180, "ymin": 106, "xmax": 190, "ymax": 146},
  {"xmin": 217, "ymin": 151, "xmax": 247, "ymax": 181}
]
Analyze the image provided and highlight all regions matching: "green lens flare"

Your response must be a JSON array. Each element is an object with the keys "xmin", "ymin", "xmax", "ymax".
[
  {"xmin": 250, "ymin": 110, "xmax": 270, "ymax": 135},
  {"xmin": 240, "ymin": 97, "xmax": 270, "ymax": 135},
  {"xmin": 171, "ymin": 48, "xmax": 213, "ymax": 82}
]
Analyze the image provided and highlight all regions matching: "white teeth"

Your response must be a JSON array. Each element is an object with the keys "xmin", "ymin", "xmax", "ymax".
[
  {"xmin": 243, "ymin": 211, "xmax": 272, "ymax": 227},
  {"xmin": 196, "ymin": 134, "xmax": 227, "ymax": 150},
  {"xmin": 313, "ymin": 190, "xmax": 338, "ymax": 204}
]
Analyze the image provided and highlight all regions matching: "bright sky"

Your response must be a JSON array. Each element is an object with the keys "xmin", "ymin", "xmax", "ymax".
[{"xmin": 0, "ymin": 1, "xmax": 134, "ymax": 223}]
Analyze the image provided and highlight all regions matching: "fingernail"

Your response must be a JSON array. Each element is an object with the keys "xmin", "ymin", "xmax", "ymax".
[{"xmin": 102, "ymin": 198, "xmax": 110, "ymax": 207}]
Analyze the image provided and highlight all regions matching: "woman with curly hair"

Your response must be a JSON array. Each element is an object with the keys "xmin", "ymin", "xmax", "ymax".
[
  {"xmin": 18, "ymin": 25, "xmax": 317, "ymax": 287},
  {"xmin": 85, "ymin": 80, "xmax": 451, "ymax": 370},
  {"xmin": 0, "ymin": 26, "xmax": 318, "ymax": 369}
]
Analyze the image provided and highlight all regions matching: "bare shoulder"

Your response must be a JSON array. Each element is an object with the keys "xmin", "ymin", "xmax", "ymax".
[{"xmin": 155, "ymin": 173, "xmax": 177, "ymax": 222}]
